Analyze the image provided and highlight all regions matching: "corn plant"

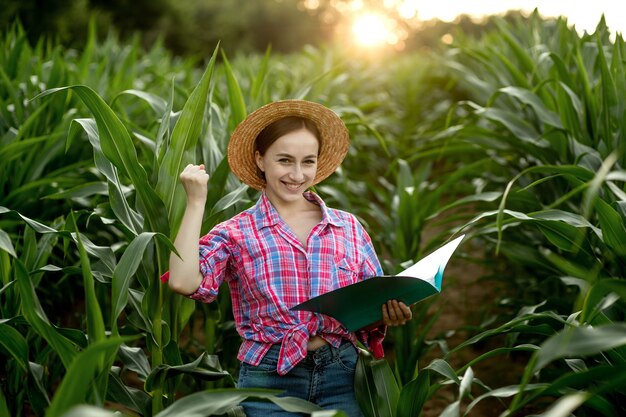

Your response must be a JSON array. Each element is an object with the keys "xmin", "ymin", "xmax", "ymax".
[{"xmin": 411, "ymin": 12, "xmax": 626, "ymax": 416}]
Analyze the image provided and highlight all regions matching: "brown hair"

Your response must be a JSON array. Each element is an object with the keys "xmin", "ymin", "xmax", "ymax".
[{"xmin": 254, "ymin": 116, "xmax": 321, "ymax": 181}]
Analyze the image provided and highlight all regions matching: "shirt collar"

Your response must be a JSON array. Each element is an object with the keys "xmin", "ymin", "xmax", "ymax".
[{"xmin": 254, "ymin": 190, "xmax": 345, "ymax": 229}]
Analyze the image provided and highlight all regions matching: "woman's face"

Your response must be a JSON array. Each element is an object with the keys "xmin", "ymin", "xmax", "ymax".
[{"xmin": 255, "ymin": 127, "xmax": 319, "ymax": 206}]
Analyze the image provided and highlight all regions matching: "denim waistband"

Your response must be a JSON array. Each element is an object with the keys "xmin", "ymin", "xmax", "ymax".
[
  {"xmin": 262, "ymin": 339, "xmax": 355, "ymax": 369},
  {"xmin": 302, "ymin": 340, "xmax": 354, "ymax": 366}
]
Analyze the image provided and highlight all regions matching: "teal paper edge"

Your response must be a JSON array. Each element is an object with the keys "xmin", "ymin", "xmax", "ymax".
[{"xmin": 435, "ymin": 264, "xmax": 444, "ymax": 291}]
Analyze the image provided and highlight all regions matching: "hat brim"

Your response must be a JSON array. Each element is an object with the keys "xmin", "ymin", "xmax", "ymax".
[{"xmin": 227, "ymin": 100, "xmax": 350, "ymax": 191}]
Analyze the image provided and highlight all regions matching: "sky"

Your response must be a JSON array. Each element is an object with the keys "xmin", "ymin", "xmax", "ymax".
[{"xmin": 415, "ymin": 0, "xmax": 625, "ymax": 35}]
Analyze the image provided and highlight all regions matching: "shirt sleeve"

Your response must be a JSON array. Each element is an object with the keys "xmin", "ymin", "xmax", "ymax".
[
  {"xmin": 355, "ymin": 221, "xmax": 387, "ymax": 358},
  {"xmin": 188, "ymin": 224, "xmax": 235, "ymax": 303}
]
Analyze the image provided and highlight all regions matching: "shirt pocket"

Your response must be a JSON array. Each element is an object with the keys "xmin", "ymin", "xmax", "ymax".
[{"xmin": 334, "ymin": 257, "xmax": 360, "ymax": 287}]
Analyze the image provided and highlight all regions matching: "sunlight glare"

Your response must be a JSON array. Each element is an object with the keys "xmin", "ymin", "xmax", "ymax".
[{"xmin": 352, "ymin": 13, "xmax": 394, "ymax": 47}]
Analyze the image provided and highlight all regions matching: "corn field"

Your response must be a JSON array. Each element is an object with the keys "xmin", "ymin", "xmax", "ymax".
[{"xmin": 1, "ymin": 11, "xmax": 625, "ymax": 417}]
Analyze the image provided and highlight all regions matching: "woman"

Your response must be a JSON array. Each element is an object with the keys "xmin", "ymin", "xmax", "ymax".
[{"xmin": 166, "ymin": 100, "xmax": 412, "ymax": 416}]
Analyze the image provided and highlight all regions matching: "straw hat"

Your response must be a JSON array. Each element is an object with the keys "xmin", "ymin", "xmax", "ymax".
[{"xmin": 227, "ymin": 100, "xmax": 350, "ymax": 190}]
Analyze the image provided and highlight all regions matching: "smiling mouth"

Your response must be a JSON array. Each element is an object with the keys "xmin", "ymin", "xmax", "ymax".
[{"xmin": 282, "ymin": 181, "xmax": 304, "ymax": 191}]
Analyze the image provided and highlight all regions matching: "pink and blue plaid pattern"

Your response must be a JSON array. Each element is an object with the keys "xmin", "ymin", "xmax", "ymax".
[{"xmin": 190, "ymin": 191, "xmax": 385, "ymax": 375}]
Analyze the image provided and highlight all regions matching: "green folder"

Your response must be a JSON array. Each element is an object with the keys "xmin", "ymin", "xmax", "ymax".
[{"xmin": 291, "ymin": 235, "xmax": 465, "ymax": 331}]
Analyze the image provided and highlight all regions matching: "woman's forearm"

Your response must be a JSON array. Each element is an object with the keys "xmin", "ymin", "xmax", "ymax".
[{"xmin": 167, "ymin": 201, "xmax": 205, "ymax": 295}]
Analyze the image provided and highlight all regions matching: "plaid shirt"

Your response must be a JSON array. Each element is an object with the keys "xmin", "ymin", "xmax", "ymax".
[{"xmin": 187, "ymin": 191, "xmax": 385, "ymax": 375}]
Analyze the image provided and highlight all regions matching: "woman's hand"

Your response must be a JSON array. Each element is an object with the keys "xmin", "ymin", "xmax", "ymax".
[
  {"xmin": 180, "ymin": 164, "xmax": 209, "ymax": 205},
  {"xmin": 382, "ymin": 300, "xmax": 412, "ymax": 327}
]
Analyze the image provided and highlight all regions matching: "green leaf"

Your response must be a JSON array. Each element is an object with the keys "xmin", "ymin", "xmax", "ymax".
[
  {"xmin": 459, "ymin": 366, "xmax": 474, "ymax": 399},
  {"xmin": 0, "ymin": 229, "xmax": 16, "ymax": 257},
  {"xmin": 534, "ymin": 220, "xmax": 589, "ymax": 254},
  {"xmin": 118, "ymin": 344, "xmax": 151, "ymax": 381},
  {"xmin": 0, "ymin": 389, "xmax": 10, "ymax": 417},
  {"xmin": 58, "ymin": 405, "xmax": 120, "ymax": 417},
  {"xmin": 312, "ymin": 411, "xmax": 349, "ymax": 417},
  {"xmin": 465, "ymin": 383, "xmax": 548, "ymax": 415},
  {"xmin": 354, "ymin": 349, "xmax": 400, "ymax": 417},
  {"xmin": 222, "ymin": 50, "xmax": 248, "ymax": 131},
  {"xmin": 532, "ymin": 323, "xmax": 626, "ymax": 373},
  {"xmin": 15, "ymin": 259, "xmax": 76, "ymax": 368},
  {"xmin": 594, "ymin": 198, "xmax": 626, "ymax": 256},
  {"xmin": 582, "ymin": 151, "xmax": 618, "ymax": 218},
  {"xmin": 535, "ymin": 392, "xmax": 591, "ymax": 417},
  {"xmin": 0, "ymin": 323, "xmax": 28, "ymax": 371},
  {"xmin": 156, "ymin": 46, "xmax": 219, "ymax": 235},
  {"xmin": 0, "ymin": 206, "xmax": 59, "ymax": 234},
  {"xmin": 425, "ymin": 359, "xmax": 460, "ymax": 384},
  {"xmin": 69, "ymin": 212, "xmax": 106, "ymax": 345},
  {"xmin": 113, "ymin": 89, "xmax": 168, "ymax": 115},
  {"xmin": 581, "ymin": 279, "xmax": 626, "ymax": 322},
  {"xmin": 371, "ymin": 358, "xmax": 400, "ymax": 417},
  {"xmin": 68, "ymin": 118, "xmax": 143, "ymax": 235},
  {"xmin": 44, "ymin": 182, "xmax": 109, "ymax": 200},
  {"xmin": 396, "ymin": 371, "xmax": 429, "ymax": 417},
  {"xmin": 250, "ymin": 45, "xmax": 271, "ymax": 103},
  {"xmin": 355, "ymin": 349, "xmax": 378, "ymax": 417},
  {"xmin": 439, "ymin": 400, "xmax": 460, "ymax": 417},
  {"xmin": 35, "ymin": 86, "xmax": 169, "ymax": 236},
  {"xmin": 145, "ymin": 352, "xmax": 232, "ymax": 392},
  {"xmin": 46, "ymin": 336, "xmax": 134, "ymax": 417},
  {"xmin": 209, "ymin": 184, "xmax": 250, "ymax": 216},
  {"xmin": 107, "ymin": 371, "xmax": 150, "ymax": 415},
  {"xmin": 498, "ymin": 86, "xmax": 563, "ymax": 128},
  {"xmin": 111, "ymin": 232, "xmax": 158, "ymax": 333},
  {"xmin": 28, "ymin": 361, "xmax": 51, "ymax": 415},
  {"xmin": 154, "ymin": 388, "xmax": 322, "ymax": 417},
  {"xmin": 509, "ymin": 364, "xmax": 626, "ymax": 416},
  {"xmin": 476, "ymin": 107, "xmax": 544, "ymax": 146},
  {"xmin": 448, "ymin": 311, "xmax": 562, "ymax": 355}
]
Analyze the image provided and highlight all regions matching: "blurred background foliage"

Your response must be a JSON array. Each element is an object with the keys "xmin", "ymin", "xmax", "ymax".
[{"xmin": 1, "ymin": 0, "xmax": 512, "ymax": 56}]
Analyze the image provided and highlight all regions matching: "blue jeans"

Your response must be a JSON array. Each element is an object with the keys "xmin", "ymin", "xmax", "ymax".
[{"xmin": 237, "ymin": 341, "xmax": 364, "ymax": 417}]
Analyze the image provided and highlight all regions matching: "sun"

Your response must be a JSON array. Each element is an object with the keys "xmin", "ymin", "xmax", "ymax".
[{"xmin": 352, "ymin": 13, "xmax": 395, "ymax": 47}]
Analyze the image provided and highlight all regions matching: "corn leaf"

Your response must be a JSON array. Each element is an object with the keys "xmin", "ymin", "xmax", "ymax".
[
  {"xmin": 69, "ymin": 212, "xmax": 106, "ymax": 345},
  {"xmin": 156, "ymin": 46, "xmax": 219, "ymax": 234},
  {"xmin": 15, "ymin": 259, "xmax": 76, "ymax": 368},
  {"xmin": 0, "ymin": 390, "xmax": 9, "ymax": 417},
  {"xmin": 154, "ymin": 389, "xmax": 322, "ymax": 417},
  {"xmin": 498, "ymin": 86, "xmax": 563, "ymax": 128},
  {"xmin": 107, "ymin": 372, "xmax": 150, "ymax": 415},
  {"xmin": 145, "ymin": 352, "xmax": 232, "ymax": 392},
  {"xmin": 0, "ymin": 323, "xmax": 28, "ymax": 371},
  {"xmin": 355, "ymin": 349, "xmax": 378, "ymax": 417},
  {"xmin": 0, "ymin": 229, "xmax": 16, "ymax": 257},
  {"xmin": 594, "ymin": 199, "xmax": 626, "ymax": 256},
  {"xmin": 45, "ymin": 336, "xmax": 134, "ymax": 417},
  {"xmin": 396, "ymin": 370, "xmax": 430, "ymax": 417},
  {"xmin": 581, "ymin": 279, "xmax": 626, "ymax": 322},
  {"xmin": 250, "ymin": 45, "xmax": 271, "ymax": 104},
  {"xmin": 58, "ymin": 405, "xmax": 120, "ymax": 417},
  {"xmin": 222, "ymin": 51, "xmax": 248, "ymax": 131},
  {"xmin": 532, "ymin": 323, "xmax": 626, "ymax": 373},
  {"xmin": 111, "ymin": 232, "xmax": 157, "ymax": 333},
  {"xmin": 68, "ymin": 118, "xmax": 143, "ymax": 235},
  {"xmin": 35, "ymin": 86, "xmax": 169, "ymax": 236}
]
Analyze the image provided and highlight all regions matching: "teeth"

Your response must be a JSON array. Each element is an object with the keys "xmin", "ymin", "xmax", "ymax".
[{"xmin": 284, "ymin": 182, "xmax": 301, "ymax": 190}]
